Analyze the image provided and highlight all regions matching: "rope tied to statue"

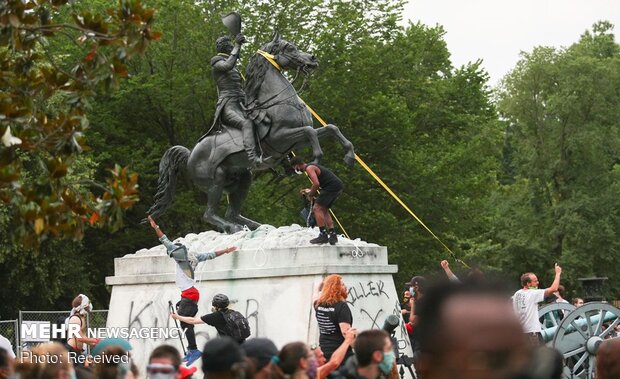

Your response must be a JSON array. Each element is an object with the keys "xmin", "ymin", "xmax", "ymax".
[{"xmin": 256, "ymin": 49, "xmax": 469, "ymax": 269}]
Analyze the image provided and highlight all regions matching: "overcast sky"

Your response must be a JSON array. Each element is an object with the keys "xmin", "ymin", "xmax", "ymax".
[{"xmin": 402, "ymin": 0, "xmax": 620, "ymax": 86}]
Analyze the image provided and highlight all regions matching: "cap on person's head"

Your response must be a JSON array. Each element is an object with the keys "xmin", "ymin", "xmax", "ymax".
[
  {"xmin": 405, "ymin": 276, "xmax": 426, "ymax": 288},
  {"xmin": 202, "ymin": 337, "xmax": 245, "ymax": 373},
  {"xmin": 91, "ymin": 338, "xmax": 132, "ymax": 356},
  {"xmin": 241, "ymin": 338, "xmax": 278, "ymax": 371}
]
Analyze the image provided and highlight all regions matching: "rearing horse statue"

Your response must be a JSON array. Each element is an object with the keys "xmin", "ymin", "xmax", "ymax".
[{"xmin": 147, "ymin": 33, "xmax": 355, "ymax": 233}]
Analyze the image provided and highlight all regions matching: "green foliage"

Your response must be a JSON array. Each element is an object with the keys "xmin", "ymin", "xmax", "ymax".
[
  {"xmin": 0, "ymin": 0, "xmax": 159, "ymax": 246},
  {"xmin": 6, "ymin": 1, "xmax": 620, "ymax": 315},
  {"xmin": 78, "ymin": 0, "xmax": 501, "ymax": 309},
  {"xmin": 486, "ymin": 21, "xmax": 620, "ymax": 298}
]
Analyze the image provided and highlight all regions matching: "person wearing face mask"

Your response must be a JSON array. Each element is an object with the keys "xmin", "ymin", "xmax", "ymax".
[
  {"xmin": 66, "ymin": 294, "xmax": 99, "ymax": 361},
  {"xmin": 271, "ymin": 342, "xmax": 317, "ymax": 379},
  {"xmin": 512, "ymin": 264, "xmax": 562, "ymax": 346},
  {"xmin": 289, "ymin": 156, "xmax": 343, "ymax": 245},
  {"xmin": 147, "ymin": 345, "xmax": 197, "ymax": 379},
  {"xmin": 337, "ymin": 330, "xmax": 394, "ymax": 379}
]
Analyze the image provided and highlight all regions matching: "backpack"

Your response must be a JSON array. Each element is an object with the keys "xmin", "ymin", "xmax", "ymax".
[{"xmin": 221, "ymin": 309, "xmax": 251, "ymax": 342}]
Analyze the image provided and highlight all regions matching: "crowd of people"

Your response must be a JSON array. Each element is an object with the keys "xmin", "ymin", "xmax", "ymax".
[
  {"xmin": 396, "ymin": 261, "xmax": 620, "ymax": 379},
  {"xmin": 1, "ymin": 264, "xmax": 619, "ymax": 379},
  {"xmin": 0, "ymin": 205, "xmax": 618, "ymax": 379}
]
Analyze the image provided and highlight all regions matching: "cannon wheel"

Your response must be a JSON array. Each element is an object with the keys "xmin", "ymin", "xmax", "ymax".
[
  {"xmin": 538, "ymin": 302, "xmax": 576, "ymax": 329},
  {"xmin": 552, "ymin": 302, "xmax": 620, "ymax": 378}
]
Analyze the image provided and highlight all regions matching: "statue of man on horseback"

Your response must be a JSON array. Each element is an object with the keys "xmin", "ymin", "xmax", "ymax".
[
  {"xmin": 147, "ymin": 13, "xmax": 355, "ymax": 233},
  {"xmin": 203, "ymin": 33, "xmax": 263, "ymax": 167}
]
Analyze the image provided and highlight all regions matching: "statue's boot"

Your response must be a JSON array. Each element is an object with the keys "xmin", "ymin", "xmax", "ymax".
[{"xmin": 243, "ymin": 126, "xmax": 269, "ymax": 168}]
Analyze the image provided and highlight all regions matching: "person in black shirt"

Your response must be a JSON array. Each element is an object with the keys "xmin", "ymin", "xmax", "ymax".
[
  {"xmin": 313, "ymin": 274, "xmax": 353, "ymax": 363},
  {"xmin": 290, "ymin": 156, "xmax": 343, "ymax": 245},
  {"xmin": 171, "ymin": 294, "xmax": 246, "ymax": 344}
]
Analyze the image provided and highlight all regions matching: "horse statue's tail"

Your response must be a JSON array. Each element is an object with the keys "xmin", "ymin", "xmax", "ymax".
[{"xmin": 146, "ymin": 145, "xmax": 190, "ymax": 219}]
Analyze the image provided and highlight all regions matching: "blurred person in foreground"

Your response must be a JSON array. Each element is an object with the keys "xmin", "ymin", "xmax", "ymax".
[
  {"xmin": 0, "ymin": 347, "xmax": 13, "ymax": 379},
  {"xmin": 416, "ymin": 282, "xmax": 531, "ymax": 379},
  {"xmin": 91, "ymin": 338, "xmax": 136, "ymax": 379},
  {"xmin": 596, "ymin": 337, "xmax": 620, "ymax": 379},
  {"xmin": 147, "ymin": 344, "xmax": 197, "ymax": 379},
  {"xmin": 271, "ymin": 342, "xmax": 317, "ymax": 379},
  {"xmin": 241, "ymin": 338, "xmax": 278, "ymax": 379},
  {"xmin": 16, "ymin": 342, "xmax": 76, "ymax": 379},
  {"xmin": 201, "ymin": 337, "xmax": 246, "ymax": 379}
]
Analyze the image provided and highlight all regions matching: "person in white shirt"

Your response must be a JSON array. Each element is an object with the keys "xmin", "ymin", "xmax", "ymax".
[{"xmin": 512, "ymin": 264, "xmax": 562, "ymax": 345}]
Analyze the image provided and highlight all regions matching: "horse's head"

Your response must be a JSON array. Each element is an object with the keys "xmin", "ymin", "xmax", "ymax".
[{"xmin": 261, "ymin": 32, "xmax": 318, "ymax": 74}]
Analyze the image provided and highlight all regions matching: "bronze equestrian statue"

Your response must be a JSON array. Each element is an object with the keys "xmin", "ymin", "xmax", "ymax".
[{"xmin": 147, "ymin": 32, "xmax": 355, "ymax": 233}]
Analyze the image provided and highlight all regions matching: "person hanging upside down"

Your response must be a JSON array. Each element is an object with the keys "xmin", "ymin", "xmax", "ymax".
[{"xmin": 148, "ymin": 214, "xmax": 237, "ymax": 366}]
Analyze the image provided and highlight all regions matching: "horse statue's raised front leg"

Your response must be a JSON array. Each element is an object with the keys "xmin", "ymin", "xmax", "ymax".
[
  {"xmin": 316, "ymin": 124, "xmax": 355, "ymax": 167},
  {"xmin": 269, "ymin": 125, "xmax": 324, "ymax": 163},
  {"xmin": 270, "ymin": 123, "xmax": 355, "ymax": 168}
]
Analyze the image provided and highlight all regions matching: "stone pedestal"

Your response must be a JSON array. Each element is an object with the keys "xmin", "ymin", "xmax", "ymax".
[{"xmin": 105, "ymin": 225, "xmax": 412, "ymax": 372}]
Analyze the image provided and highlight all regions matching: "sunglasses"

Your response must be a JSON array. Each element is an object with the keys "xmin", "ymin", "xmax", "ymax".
[{"xmin": 146, "ymin": 363, "xmax": 177, "ymax": 375}]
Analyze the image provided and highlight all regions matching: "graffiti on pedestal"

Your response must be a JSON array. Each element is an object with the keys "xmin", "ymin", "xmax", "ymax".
[{"xmin": 346, "ymin": 279, "xmax": 410, "ymax": 352}]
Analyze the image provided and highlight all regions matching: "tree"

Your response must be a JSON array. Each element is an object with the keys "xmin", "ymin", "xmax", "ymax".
[
  {"xmin": 87, "ymin": 1, "xmax": 501, "ymax": 289},
  {"xmin": 0, "ymin": 0, "xmax": 160, "ymax": 247},
  {"xmin": 487, "ymin": 21, "xmax": 620, "ymax": 297}
]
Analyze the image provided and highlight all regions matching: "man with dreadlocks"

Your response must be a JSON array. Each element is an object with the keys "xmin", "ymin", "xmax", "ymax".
[
  {"xmin": 203, "ymin": 33, "xmax": 263, "ymax": 167},
  {"xmin": 148, "ymin": 214, "xmax": 238, "ymax": 366}
]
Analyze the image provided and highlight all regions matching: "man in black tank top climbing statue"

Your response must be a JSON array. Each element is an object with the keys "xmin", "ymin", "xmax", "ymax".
[{"xmin": 290, "ymin": 156, "xmax": 343, "ymax": 245}]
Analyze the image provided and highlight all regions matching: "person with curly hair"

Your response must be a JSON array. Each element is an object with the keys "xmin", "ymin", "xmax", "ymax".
[{"xmin": 313, "ymin": 275, "xmax": 353, "ymax": 363}]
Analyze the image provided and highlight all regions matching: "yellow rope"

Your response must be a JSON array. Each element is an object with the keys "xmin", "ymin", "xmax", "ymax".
[
  {"xmin": 256, "ymin": 51, "xmax": 465, "ymax": 266},
  {"xmin": 302, "ymin": 101, "xmax": 468, "ymax": 268},
  {"xmin": 256, "ymin": 50, "xmax": 282, "ymax": 71}
]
